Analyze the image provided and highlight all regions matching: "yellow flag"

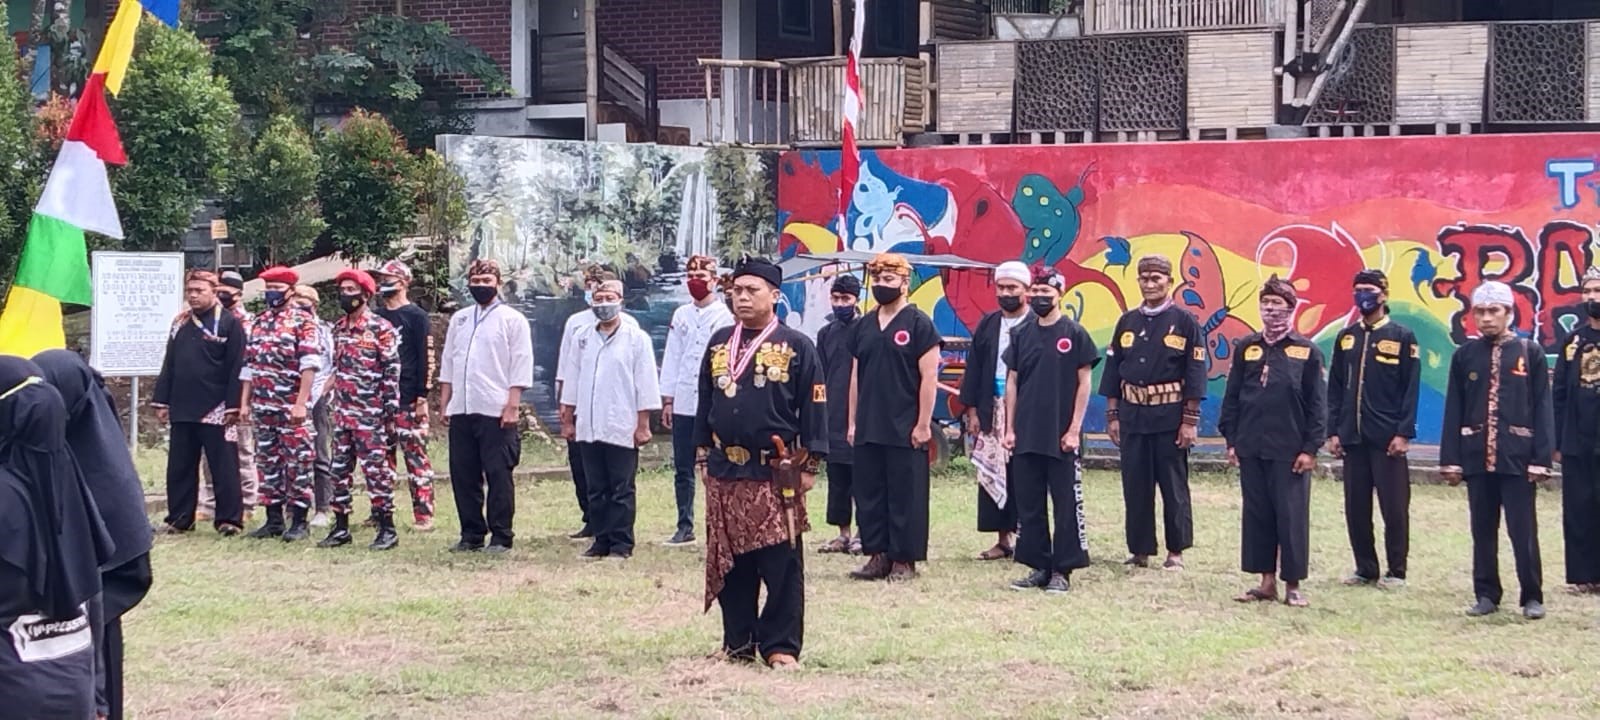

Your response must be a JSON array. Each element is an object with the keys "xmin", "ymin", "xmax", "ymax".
[{"xmin": 93, "ymin": 0, "xmax": 142, "ymax": 96}]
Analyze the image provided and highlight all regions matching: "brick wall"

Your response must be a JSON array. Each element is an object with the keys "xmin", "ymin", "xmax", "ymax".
[{"xmin": 597, "ymin": 0, "xmax": 721, "ymax": 101}]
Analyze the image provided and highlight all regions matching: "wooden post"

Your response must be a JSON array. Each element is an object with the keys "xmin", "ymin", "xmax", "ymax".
[
  {"xmin": 585, "ymin": 0, "xmax": 599, "ymax": 141},
  {"xmin": 833, "ymin": 0, "xmax": 845, "ymax": 55}
]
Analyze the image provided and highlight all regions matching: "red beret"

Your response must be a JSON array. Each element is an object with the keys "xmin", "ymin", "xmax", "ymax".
[
  {"xmin": 336, "ymin": 269, "xmax": 377, "ymax": 295},
  {"xmin": 258, "ymin": 266, "xmax": 298, "ymax": 285}
]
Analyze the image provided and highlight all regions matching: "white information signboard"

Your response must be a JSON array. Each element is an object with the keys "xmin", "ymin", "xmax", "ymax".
[{"xmin": 89, "ymin": 251, "xmax": 185, "ymax": 378}]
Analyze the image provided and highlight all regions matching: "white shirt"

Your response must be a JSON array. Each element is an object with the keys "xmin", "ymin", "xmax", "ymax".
[
  {"xmin": 658, "ymin": 299, "xmax": 734, "ymax": 413},
  {"xmin": 308, "ymin": 319, "xmax": 335, "ymax": 406},
  {"xmin": 559, "ymin": 319, "xmax": 662, "ymax": 448},
  {"xmin": 556, "ymin": 308, "xmax": 639, "ymax": 388},
  {"xmin": 438, "ymin": 302, "xmax": 535, "ymax": 418},
  {"xmin": 995, "ymin": 313, "xmax": 1026, "ymax": 392}
]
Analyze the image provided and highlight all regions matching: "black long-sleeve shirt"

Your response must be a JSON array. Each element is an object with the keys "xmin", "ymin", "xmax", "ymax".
[
  {"xmin": 153, "ymin": 305, "xmax": 245, "ymax": 422},
  {"xmin": 1441, "ymin": 334, "xmax": 1556, "ymax": 476},
  {"xmin": 375, "ymin": 303, "xmax": 431, "ymax": 406},
  {"xmin": 817, "ymin": 314, "xmax": 857, "ymax": 464},
  {"xmin": 1553, "ymin": 325, "xmax": 1600, "ymax": 456},
  {"xmin": 1097, "ymin": 305, "xmax": 1208, "ymax": 433},
  {"xmin": 1219, "ymin": 332, "xmax": 1327, "ymax": 461},
  {"xmin": 1326, "ymin": 316, "xmax": 1421, "ymax": 447},
  {"xmin": 694, "ymin": 323, "xmax": 828, "ymax": 480}
]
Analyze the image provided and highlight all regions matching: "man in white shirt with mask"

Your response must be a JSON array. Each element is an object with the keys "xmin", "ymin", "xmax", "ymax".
[
  {"xmin": 560, "ymin": 279, "xmax": 661, "ymax": 560},
  {"xmin": 658, "ymin": 255, "xmax": 734, "ymax": 546},
  {"xmin": 439, "ymin": 259, "xmax": 535, "ymax": 554},
  {"xmin": 556, "ymin": 267, "xmax": 638, "ymax": 540}
]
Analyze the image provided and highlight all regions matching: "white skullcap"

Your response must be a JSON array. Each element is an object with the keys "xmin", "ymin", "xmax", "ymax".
[
  {"xmin": 1471, "ymin": 281, "xmax": 1514, "ymax": 308},
  {"xmin": 1585, "ymin": 266, "xmax": 1600, "ymax": 286},
  {"xmin": 995, "ymin": 261, "xmax": 1030, "ymax": 285}
]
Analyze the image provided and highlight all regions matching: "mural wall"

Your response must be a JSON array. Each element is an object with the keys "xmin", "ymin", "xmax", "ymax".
[
  {"xmin": 441, "ymin": 136, "xmax": 778, "ymax": 419},
  {"xmin": 776, "ymin": 134, "xmax": 1600, "ymax": 444}
]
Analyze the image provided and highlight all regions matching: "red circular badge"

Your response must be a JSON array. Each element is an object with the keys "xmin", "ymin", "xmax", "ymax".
[
  {"xmin": 894, "ymin": 330, "xmax": 910, "ymax": 346},
  {"xmin": 1056, "ymin": 337, "xmax": 1073, "ymax": 354}
]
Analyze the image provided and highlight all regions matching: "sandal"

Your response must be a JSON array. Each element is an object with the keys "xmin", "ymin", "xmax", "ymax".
[
  {"xmin": 1234, "ymin": 587, "xmax": 1278, "ymax": 603},
  {"xmin": 1284, "ymin": 590, "xmax": 1310, "ymax": 608},
  {"xmin": 1162, "ymin": 556, "xmax": 1185, "ymax": 571},
  {"xmin": 848, "ymin": 538, "xmax": 863, "ymax": 555},
  {"xmin": 817, "ymin": 536, "xmax": 852, "ymax": 554},
  {"xmin": 978, "ymin": 544, "xmax": 1014, "ymax": 561}
]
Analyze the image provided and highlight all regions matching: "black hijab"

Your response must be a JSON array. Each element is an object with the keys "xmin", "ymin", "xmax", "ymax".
[
  {"xmin": 35, "ymin": 349, "xmax": 153, "ymax": 570},
  {"xmin": 0, "ymin": 356, "xmax": 114, "ymax": 620}
]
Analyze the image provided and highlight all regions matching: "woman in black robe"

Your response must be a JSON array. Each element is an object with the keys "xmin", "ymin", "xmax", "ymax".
[
  {"xmin": 36, "ymin": 349, "xmax": 155, "ymax": 720},
  {"xmin": 0, "ymin": 355, "xmax": 115, "ymax": 719}
]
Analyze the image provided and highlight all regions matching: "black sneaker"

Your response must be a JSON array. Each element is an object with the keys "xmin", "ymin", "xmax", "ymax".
[
  {"xmin": 1009, "ymin": 568, "xmax": 1050, "ymax": 591},
  {"xmin": 1523, "ymin": 600, "xmax": 1546, "ymax": 620},
  {"xmin": 664, "ymin": 528, "xmax": 696, "ymax": 547},
  {"xmin": 1466, "ymin": 597, "xmax": 1498, "ymax": 617},
  {"xmin": 580, "ymin": 544, "xmax": 609, "ymax": 559},
  {"xmin": 447, "ymin": 540, "xmax": 485, "ymax": 553},
  {"xmin": 485, "ymin": 544, "xmax": 512, "ymax": 556},
  {"xmin": 568, "ymin": 527, "xmax": 594, "ymax": 540},
  {"xmin": 1045, "ymin": 573, "xmax": 1071, "ymax": 594},
  {"xmin": 316, "ymin": 529, "xmax": 353, "ymax": 548}
]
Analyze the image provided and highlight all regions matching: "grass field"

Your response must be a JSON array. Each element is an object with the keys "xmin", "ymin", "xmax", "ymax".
[{"xmin": 126, "ymin": 467, "xmax": 1600, "ymax": 719}]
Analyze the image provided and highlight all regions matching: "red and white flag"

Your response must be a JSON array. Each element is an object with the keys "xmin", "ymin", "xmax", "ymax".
[{"xmin": 837, "ymin": 0, "xmax": 865, "ymax": 248}]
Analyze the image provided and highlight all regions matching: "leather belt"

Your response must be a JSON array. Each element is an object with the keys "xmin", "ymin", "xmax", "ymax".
[
  {"xmin": 1121, "ymin": 381, "xmax": 1183, "ymax": 406},
  {"xmin": 712, "ymin": 434, "xmax": 775, "ymax": 466}
]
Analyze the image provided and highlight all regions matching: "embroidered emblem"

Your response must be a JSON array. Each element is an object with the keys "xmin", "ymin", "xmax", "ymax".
[
  {"xmin": 894, "ymin": 330, "xmax": 910, "ymax": 346},
  {"xmin": 1119, "ymin": 331, "xmax": 1135, "ymax": 348},
  {"xmin": 1340, "ymin": 335, "xmax": 1355, "ymax": 351},
  {"xmin": 813, "ymin": 384, "xmax": 827, "ymax": 402},
  {"xmin": 1163, "ymin": 334, "xmax": 1186, "ymax": 351},
  {"xmin": 1243, "ymin": 345, "xmax": 1263, "ymax": 362},
  {"xmin": 1056, "ymin": 337, "xmax": 1073, "ymax": 354},
  {"xmin": 1285, "ymin": 345, "xmax": 1311, "ymax": 360},
  {"xmin": 1192, "ymin": 346, "xmax": 1206, "ymax": 362}
]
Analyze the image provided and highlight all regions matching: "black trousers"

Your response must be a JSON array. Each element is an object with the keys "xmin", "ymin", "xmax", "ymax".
[
  {"xmin": 825, "ymin": 461, "xmax": 855, "ymax": 528},
  {"xmin": 96, "ymin": 554, "xmax": 152, "ymax": 720},
  {"xmin": 448, "ymin": 414, "xmax": 520, "ymax": 548},
  {"xmin": 165, "ymin": 422, "xmax": 241, "ymax": 529},
  {"xmin": 1562, "ymin": 454, "xmax": 1600, "ymax": 585},
  {"xmin": 581, "ymin": 441, "xmax": 640, "ymax": 555},
  {"xmin": 854, "ymin": 443, "xmax": 931, "ymax": 562},
  {"xmin": 719, "ymin": 540, "xmax": 805, "ymax": 660},
  {"xmin": 1013, "ymin": 452, "xmax": 1090, "ymax": 574},
  {"xmin": 1342, "ymin": 443, "xmax": 1411, "ymax": 580},
  {"xmin": 567, "ymin": 440, "xmax": 591, "ymax": 529},
  {"xmin": 1121, "ymin": 430, "xmax": 1194, "ymax": 556},
  {"xmin": 311, "ymin": 396, "xmax": 333, "ymax": 512},
  {"xmin": 976, "ymin": 458, "xmax": 1017, "ymax": 533},
  {"xmin": 670, "ymin": 414, "xmax": 698, "ymax": 533},
  {"xmin": 1467, "ymin": 473, "xmax": 1543, "ymax": 606},
  {"xmin": 1239, "ymin": 456, "xmax": 1312, "ymax": 583}
]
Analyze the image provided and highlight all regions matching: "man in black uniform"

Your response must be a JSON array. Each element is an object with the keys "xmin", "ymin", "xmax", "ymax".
[
  {"xmin": 1220, "ymin": 276, "xmax": 1326, "ymax": 609},
  {"xmin": 848, "ymin": 252, "xmax": 942, "ymax": 583},
  {"xmin": 695, "ymin": 257, "xmax": 827, "ymax": 669},
  {"xmin": 958, "ymin": 260, "xmax": 1030, "ymax": 562},
  {"xmin": 1002, "ymin": 266, "xmax": 1098, "ymax": 594},
  {"xmin": 1326, "ymin": 269, "xmax": 1420, "ymax": 590},
  {"xmin": 816, "ymin": 273, "xmax": 861, "ymax": 554},
  {"xmin": 1554, "ymin": 266, "xmax": 1600, "ymax": 594},
  {"xmin": 1442, "ymin": 281, "xmax": 1553, "ymax": 620},
  {"xmin": 1098, "ymin": 255, "xmax": 1204, "ymax": 571}
]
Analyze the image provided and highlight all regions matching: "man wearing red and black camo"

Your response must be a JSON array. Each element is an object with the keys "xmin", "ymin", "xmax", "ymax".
[
  {"xmin": 319, "ymin": 269, "xmax": 404, "ymax": 551},
  {"xmin": 242, "ymin": 266, "xmax": 324, "ymax": 542},
  {"xmin": 371, "ymin": 259, "xmax": 437, "ymax": 531}
]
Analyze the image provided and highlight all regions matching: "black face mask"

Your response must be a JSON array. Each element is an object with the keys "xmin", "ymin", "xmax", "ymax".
[
  {"xmin": 218, "ymin": 292, "xmax": 237, "ymax": 308},
  {"xmin": 1030, "ymin": 296, "xmax": 1056, "ymax": 317},
  {"xmin": 832, "ymin": 305, "xmax": 857, "ymax": 322},
  {"xmin": 871, "ymin": 285, "xmax": 902, "ymax": 305},
  {"xmin": 469, "ymin": 285, "xmax": 498, "ymax": 306},
  {"xmin": 997, "ymin": 295, "xmax": 1023, "ymax": 313},
  {"xmin": 339, "ymin": 293, "xmax": 365, "ymax": 314},
  {"xmin": 1586, "ymin": 300, "xmax": 1600, "ymax": 320}
]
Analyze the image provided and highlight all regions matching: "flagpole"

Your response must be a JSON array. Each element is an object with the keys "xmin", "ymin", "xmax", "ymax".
[{"xmin": 837, "ymin": 0, "xmax": 864, "ymax": 253}]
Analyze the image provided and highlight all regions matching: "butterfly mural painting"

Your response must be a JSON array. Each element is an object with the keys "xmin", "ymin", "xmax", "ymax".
[{"xmin": 1178, "ymin": 231, "xmax": 1258, "ymax": 380}]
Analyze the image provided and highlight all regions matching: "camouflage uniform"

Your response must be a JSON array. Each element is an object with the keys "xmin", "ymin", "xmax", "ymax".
[
  {"xmin": 391, "ymin": 406, "xmax": 435, "ymax": 520},
  {"xmin": 201, "ymin": 303, "xmax": 260, "ymax": 513},
  {"xmin": 242, "ymin": 304, "xmax": 322, "ymax": 509},
  {"xmin": 330, "ymin": 310, "xmax": 403, "ymax": 515}
]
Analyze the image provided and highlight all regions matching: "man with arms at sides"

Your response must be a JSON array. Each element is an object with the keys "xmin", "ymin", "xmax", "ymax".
[
  {"xmin": 240, "ymin": 266, "xmax": 323, "ymax": 542},
  {"xmin": 153, "ymin": 269, "xmax": 246, "ymax": 535},
  {"xmin": 290, "ymin": 285, "xmax": 336, "ymax": 529},
  {"xmin": 816, "ymin": 272, "xmax": 862, "ymax": 554},
  {"xmin": 561, "ymin": 279, "xmax": 661, "ymax": 560},
  {"xmin": 1219, "ymin": 276, "xmax": 1326, "ymax": 608},
  {"xmin": 847, "ymin": 252, "xmax": 942, "ymax": 582},
  {"xmin": 371, "ymin": 259, "xmax": 437, "ymax": 532},
  {"xmin": 1553, "ymin": 267, "xmax": 1600, "ymax": 595},
  {"xmin": 1002, "ymin": 267, "xmax": 1098, "ymax": 594},
  {"xmin": 958, "ymin": 261, "xmax": 1030, "ymax": 562},
  {"xmin": 1326, "ymin": 269, "xmax": 1420, "ymax": 590},
  {"xmin": 439, "ymin": 260, "xmax": 535, "ymax": 554},
  {"xmin": 1098, "ymin": 255, "xmax": 1204, "ymax": 571},
  {"xmin": 1441, "ymin": 281, "xmax": 1552, "ymax": 620},
  {"xmin": 555, "ymin": 267, "xmax": 639, "ymax": 540},
  {"xmin": 199, "ymin": 269, "xmax": 258, "ymax": 521},
  {"xmin": 659, "ymin": 255, "xmax": 734, "ymax": 547},
  {"xmin": 695, "ymin": 257, "xmax": 826, "ymax": 669}
]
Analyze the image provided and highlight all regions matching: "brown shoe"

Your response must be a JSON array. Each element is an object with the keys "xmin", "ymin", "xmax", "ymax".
[
  {"xmin": 216, "ymin": 523, "xmax": 243, "ymax": 537},
  {"xmin": 849, "ymin": 554, "xmax": 891, "ymax": 581},
  {"xmin": 887, "ymin": 561, "xmax": 918, "ymax": 583},
  {"xmin": 766, "ymin": 653, "xmax": 800, "ymax": 670}
]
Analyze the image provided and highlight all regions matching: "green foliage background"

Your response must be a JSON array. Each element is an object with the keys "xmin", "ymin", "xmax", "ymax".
[
  {"xmin": 228, "ymin": 114, "xmax": 325, "ymax": 264},
  {"xmin": 316, "ymin": 109, "xmax": 420, "ymax": 263}
]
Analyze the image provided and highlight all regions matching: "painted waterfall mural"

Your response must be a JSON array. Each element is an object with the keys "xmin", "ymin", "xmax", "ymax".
[{"xmin": 775, "ymin": 133, "xmax": 1600, "ymax": 444}]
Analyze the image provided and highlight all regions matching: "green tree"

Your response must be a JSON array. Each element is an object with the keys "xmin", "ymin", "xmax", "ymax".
[
  {"xmin": 110, "ymin": 20, "xmax": 239, "ymax": 251},
  {"xmin": 228, "ymin": 114, "xmax": 324, "ymax": 264},
  {"xmin": 195, "ymin": 0, "xmax": 333, "ymax": 117},
  {"xmin": 316, "ymin": 109, "xmax": 419, "ymax": 262},
  {"xmin": 408, "ymin": 149, "xmax": 466, "ymax": 310},
  {"xmin": 0, "ymin": 10, "xmax": 41, "ymax": 302}
]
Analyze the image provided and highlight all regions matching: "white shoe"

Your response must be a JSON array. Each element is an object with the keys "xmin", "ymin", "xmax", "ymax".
[{"xmin": 310, "ymin": 512, "xmax": 330, "ymax": 528}]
